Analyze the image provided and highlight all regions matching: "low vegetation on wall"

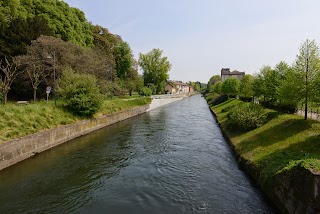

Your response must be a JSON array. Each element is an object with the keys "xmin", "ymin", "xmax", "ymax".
[{"xmin": 0, "ymin": 97, "xmax": 151, "ymax": 144}]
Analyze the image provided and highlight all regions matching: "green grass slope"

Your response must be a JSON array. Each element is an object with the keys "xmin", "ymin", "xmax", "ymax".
[
  {"xmin": 0, "ymin": 98, "xmax": 151, "ymax": 144},
  {"xmin": 211, "ymin": 99, "xmax": 320, "ymax": 183}
]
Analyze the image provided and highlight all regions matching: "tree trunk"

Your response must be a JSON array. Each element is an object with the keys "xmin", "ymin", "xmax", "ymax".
[
  {"xmin": 130, "ymin": 90, "xmax": 132, "ymax": 96},
  {"xmin": 4, "ymin": 92, "xmax": 7, "ymax": 105},
  {"xmin": 33, "ymin": 89, "xmax": 37, "ymax": 102}
]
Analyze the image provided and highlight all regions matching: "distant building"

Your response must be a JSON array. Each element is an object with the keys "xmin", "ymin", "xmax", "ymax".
[
  {"xmin": 221, "ymin": 68, "xmax": 245, "ymax": 82},
  {"xmin": 165, "ymin": 81, "xmax": 194, "ymax": 94}
]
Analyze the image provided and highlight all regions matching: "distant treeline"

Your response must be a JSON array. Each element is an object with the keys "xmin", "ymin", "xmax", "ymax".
[{"xmin": 207, "ymin": 39, "xmax": 320, "ymax": 115}]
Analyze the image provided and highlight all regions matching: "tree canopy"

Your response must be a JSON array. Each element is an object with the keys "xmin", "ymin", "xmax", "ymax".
[{"xmin": 139, "ymin": 48, "xmax": 171, "ymax": 94}]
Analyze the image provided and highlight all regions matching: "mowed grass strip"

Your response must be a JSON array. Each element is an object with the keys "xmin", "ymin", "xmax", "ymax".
[
  {"xmin": 211, "ymin": 99, "xmax": 320, "ymax": 183},
  {"xmin": 0, "ymin": 97, "xmax": 151, "ymax": 144}
]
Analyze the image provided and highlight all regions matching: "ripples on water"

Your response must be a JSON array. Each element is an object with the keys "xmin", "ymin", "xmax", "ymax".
[{"xmin": 0, "ymin": 95, "xmax": 276, "ymax": 214}]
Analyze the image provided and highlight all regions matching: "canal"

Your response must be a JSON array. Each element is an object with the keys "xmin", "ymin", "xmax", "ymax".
[{"xmin": 0, "ymin": 95, "xmax": 276, "ymax": 213}]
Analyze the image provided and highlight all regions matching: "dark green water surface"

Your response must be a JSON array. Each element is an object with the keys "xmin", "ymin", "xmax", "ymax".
[{"xmin": 0, "ymin": 95, "xmax": 277, "ymax": 213}]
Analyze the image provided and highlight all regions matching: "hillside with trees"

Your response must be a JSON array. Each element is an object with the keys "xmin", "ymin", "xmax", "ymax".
[{"xmin": 0, "ymin": 0, "xmax": 165, "ymax": 113}]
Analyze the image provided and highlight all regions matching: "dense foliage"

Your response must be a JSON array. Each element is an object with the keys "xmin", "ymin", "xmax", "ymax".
[
  {"xmin": 0, "ymin": 0, "xmax": 93, "ymax": 53},
  {"xmin": 227, "ymin": 103, "xmax": 266, "ymax": 131},
  {"xmin": 58, "ymin": 68, "xmax": 103, "ymax": 116},
  {"xmin": 139, "ymin": 86, "xmax": 152, "ymax": 96},
  {"xmin": 139, "ymin": 48, "xmax": 171, "ymax": 94},
  {"xmin": 221, "ymin": 78, "xmax": 240, "ymax": 97},
  {"xmin": 0, "ymin": 0, "xmax": 150, "ymax": 105}
]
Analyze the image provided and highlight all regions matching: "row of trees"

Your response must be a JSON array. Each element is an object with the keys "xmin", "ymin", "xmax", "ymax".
[
  {"xmin": 208, "ymin": 39, "xmax": 320, "ymax": 119},
  {"xmin": 0, "ymin": 0, "xmax": 172, "ymax": 106}
]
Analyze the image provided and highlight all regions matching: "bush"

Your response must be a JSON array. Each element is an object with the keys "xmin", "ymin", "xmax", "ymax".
[
  {"xmin": 210, "ymin": 94, "xmax": 228, "ymax": 106},
  {"xmin": 113, "ymin": 83, "xmax": 127, "ymax": 97},
  {"xmin": 140, "ymin": 86, "xmax": 152, "ymax": 96},
  {"xmin": 260, "ymin": 100, "xmax": 296, "ymax": 114},
  {"xmin": 228, "ymin": 103, "xmax": 266, "ymax": 131},
  {"xmin": 58, "ymin": 68, "xmax": 103, "ymax": 116}
]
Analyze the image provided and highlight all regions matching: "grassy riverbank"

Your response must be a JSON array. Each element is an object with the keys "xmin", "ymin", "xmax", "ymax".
[
  {"xmin": 0, "ymin": 97, "xmax": 151, "ymax": 144},
  {"xmin": 210, "ymin": 98, "xmax": 320, "ymax": 179}
]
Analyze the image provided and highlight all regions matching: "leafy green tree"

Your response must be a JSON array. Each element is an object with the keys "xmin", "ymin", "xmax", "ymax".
[
  {"xmin": 0, "ymin": 0, "xmax": 94, "ymax": 48},
  {"xmin": 294, "ymin": 39, "xmax": 320, "ymax": 119},
  {"xmin": 221, "ymin": 78, "xmax": 240, "ymax": 97},
  {"xmin": 274, "ymin": 61, "xmax": 290, "ymax": 81},
  {"xmin": 113, "ymin": 41, "xmax": 133, "ymax": 79},
  {"xmin": 260, "ymin": 65, "xmax": 279, "ymax": 101},
  {"xmin": 240, "ymin": 74, "xmax": 254, "ymax": 99},
  {"xmin": 58, "ymin": 68, "xmax": 103, "ymax": 116},
  {"xmin": 252, "ymin": 72, "xmax": 267, "ymax": 101},
  {"xmin": 277, "ymin": 68, "xmax": 303, "ymax": 108},
  {"xmin": 139, "ymin": 48, "xmax": 171, "ymax": 94},
  {"xmin": 0, "ymin": 16, "xmax": 53, "ymax": 61},
  {"xmin": 92, "ymin": 25, "xmax": 119, "ymax": 81},
  {"xmin": 207, "ymin": 75, "xmax": 221, "ymax": 92},
  {"xmin": 214, "ymin": 81, "xmax": 222, "ymax": 94}
]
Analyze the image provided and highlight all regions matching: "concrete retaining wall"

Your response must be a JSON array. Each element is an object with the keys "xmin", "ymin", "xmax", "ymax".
[
  {"xmin": 0, "ymin": 105, "xmax": 148, "ymax": 171},
  {"xmin": 147, "ymin": 97, "xmax": 183, "ymax": 111}
]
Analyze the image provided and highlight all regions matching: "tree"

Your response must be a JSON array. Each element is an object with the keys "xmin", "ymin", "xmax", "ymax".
[
  {"xmin": 0, "ymin": 58, "xmax": 23, "ymax": 104},
  {"xmin": 240, "ymin": 74, "xmax": 254, "ymax": 99},
  {"xmin": 295, "ymin": 39, "xmax": 320, "ymax": 119},
  {"xmin": 58, "ymin": 68, "xmax": 103, "ymax": 116},
  {"xmin": 214, "ymin": 81, "xmax": 222, "ymax": 94},
  {"xmin": 139, "ymin": 48, "xmax": 171, "ymax": 94},
  {"xmin": 260, "ymin": 65, "xmax": 279, "ymax": 101},
  {"xmin": 277, "ymin": 68, "xmax": 303, "ymax": 108},
  {"xmin": 113, "ymin": 41, "xmax": 133, "ymax": 79},
  {"xmin": 252, "ymin": 73, "xmax": 266, "ymax": 99},
  {"xmin": 14, "ymin": 55, "xmax": 49, "ymax": 101},
  {"xmin": 0, "ymin": 16, "xmax": 53, "ymax": 61},
  {"xmin": 207, "ymin": 75, "xmax": 221, "ymax": 92},
  {"xmin": 221, "ymin": 78, "xmax": 240, "ymax": 97}
]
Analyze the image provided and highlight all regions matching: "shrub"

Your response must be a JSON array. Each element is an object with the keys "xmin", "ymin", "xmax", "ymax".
[
  {"xmin": 113, "ymin": 83, "xmax": 127, "ymax": 97},
  {"xmin": 227, "ymin": 103, "xmax": 266, "ymax": 131},
  {"xmin": 210, "ymin": 94, "xmax": 228, "ymax": 106},
  {"xmin": 140, "ymin": 86, "xmax": 152, "ymax": 96},
  {"xmin": 58, "ymin": 68, "xmax": 103, "ymax": 116}
]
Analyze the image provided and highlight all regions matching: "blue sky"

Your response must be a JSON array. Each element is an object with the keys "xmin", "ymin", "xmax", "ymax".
[{"xmin": 64, "ymin": 0, "xmax": 320, "ymax": 83}]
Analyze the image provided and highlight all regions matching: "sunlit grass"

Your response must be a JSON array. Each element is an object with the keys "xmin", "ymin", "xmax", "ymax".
[
  {"xmin": 0, "ymin": 97, "xmax": 151, "ymax": 144},
  {"xmin": 211, "ymin": 99, "xmax": 320, "ymax": 184}
]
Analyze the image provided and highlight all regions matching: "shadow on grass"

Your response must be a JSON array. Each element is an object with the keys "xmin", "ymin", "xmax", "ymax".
[
  {"xmin": 264, "ymin": 111, "xmax": 282, "ymax": 123},
  {"xmin": 237, "ymin": 118, "xmax": 317, "ymax": 155},
  {"xmin": 213, "ymin": 98, "xmax": 235, "ymax": 109},
  {"xmin": 256, "ymin": 134, "xmax": 320, "ymax": 183}
]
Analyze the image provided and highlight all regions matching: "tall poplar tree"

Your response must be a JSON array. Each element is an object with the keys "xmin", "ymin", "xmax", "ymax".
[{"xmin": 295, "ymin": 39, "xmax": 320, "ymax": 119}]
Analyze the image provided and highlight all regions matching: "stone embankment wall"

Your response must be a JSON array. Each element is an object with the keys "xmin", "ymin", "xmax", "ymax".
[
  {"xmin": 0, "ymin": 96, "xmax": 185, "ymax": 171},
  {"xmin": 0, "ymin": 105, "xmax": 148, "ymax": 171}
]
